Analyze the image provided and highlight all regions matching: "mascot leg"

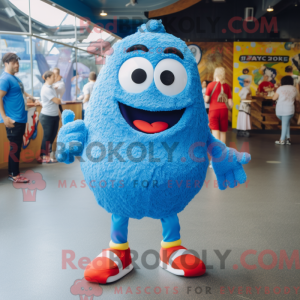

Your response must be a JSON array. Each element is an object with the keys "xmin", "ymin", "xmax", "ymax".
[
  {"xmin": 84, "ymin": 214, "xmax": 133, "ymax": 284},
  {"xmin": 159, "ymin": 214, "xmax": 206, "ymax": 277}
]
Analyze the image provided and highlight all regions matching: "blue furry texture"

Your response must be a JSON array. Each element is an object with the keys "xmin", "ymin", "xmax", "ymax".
[
  {"xmin": 57, "ymin": 20, "xmax": 250, "ymax": 219},
  {"xmin": 138, "ymin": 19, "xmax": 166, "ymax": 33},
  {"xmin": 57, "ymin": 110, "xmax": 87, "ymax": 164},
  {"xmin": 62, "ymin": 110, "xmax": 75, "ymax": 126},
  {"xmin": 207, "ymin": 134, "xmax": 251, "ymax": 190}
]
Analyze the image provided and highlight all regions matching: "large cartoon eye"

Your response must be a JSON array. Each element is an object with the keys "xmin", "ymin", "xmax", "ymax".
[
  {"xmin": 118, "ymin": 57, "xmax": 153, "ymax": 93},
  {"xmin": 154, "ymin": 59, "xmax": 187, "ymax": 96}
]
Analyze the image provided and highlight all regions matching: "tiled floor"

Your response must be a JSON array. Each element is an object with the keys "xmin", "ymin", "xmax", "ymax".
[{"xmin": 1, "ymin": 132, "xmax": 300, "ymax": 300}]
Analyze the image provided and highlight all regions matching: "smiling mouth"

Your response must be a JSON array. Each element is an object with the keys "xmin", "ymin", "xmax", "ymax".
[{"xmin": 118, "ymin": 102, "xmax": 185, "ymax": 134}]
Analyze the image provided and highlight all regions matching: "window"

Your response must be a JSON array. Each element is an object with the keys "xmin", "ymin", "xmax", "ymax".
[
  {"xmin": 33, "ymin": 37, "xmax": 75, "ymax": 99},
  {"xmin": 30, "ymin": 0, "xmax": 76, "ymax": 47},
  {"xmin": 0, "ymin": 0, "xmax": 30, "ymax": 33},
  {"xmin": 76, "ymin": 17, "xmax": 117, "ymax": 55},
  {"xmin": 0, "ymin": 0, "xmax": 121, "ymax": 99},
  {"xmin": 0, "ymin": 34, "xmax": 32, "ymax": 94},
  {"xmin": 73, "ymin": 49, "xmax": 99, "ymax": 100}
]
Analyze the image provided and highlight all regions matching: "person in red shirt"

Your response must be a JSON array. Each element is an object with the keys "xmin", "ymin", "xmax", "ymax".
[
  {"xmin": 204, "ymin": 67, "xmax": 233, "ymax": 144},
  {"xmin": 258, "ymin": 74, "xmax": 275, "ymax": 93}
]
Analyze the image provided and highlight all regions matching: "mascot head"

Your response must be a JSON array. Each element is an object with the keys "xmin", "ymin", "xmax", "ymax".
[{"xmin": 85, "ymin": 19, "xmax": 207, "ymax": 136}]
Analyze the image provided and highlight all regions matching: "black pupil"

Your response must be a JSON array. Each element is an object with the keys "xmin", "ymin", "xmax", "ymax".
[
  {"xmin": 131, "ymin": 68, "xmax": 147, "ymax": 84},
  {"xmin": 160, "ymin": 70, "xmax": 174, "ymax": 86}
]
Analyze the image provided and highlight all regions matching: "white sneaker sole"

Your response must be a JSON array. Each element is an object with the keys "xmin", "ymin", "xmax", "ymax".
[
  {"xmin": 159, "ymin": 260, "xmax": 184, "ymax": 276},
  {"xmin": 106, "ymin": 263, "xmax": 134, "ymax": 283}
]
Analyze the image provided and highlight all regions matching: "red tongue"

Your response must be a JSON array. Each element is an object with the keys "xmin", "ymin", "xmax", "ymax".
[{"xmin": 133, "ymin": 120, "xmax": 168, "ymax": 133}]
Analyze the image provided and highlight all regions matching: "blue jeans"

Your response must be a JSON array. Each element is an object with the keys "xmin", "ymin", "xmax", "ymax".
[
  {"xmin": 111, "ymin": 214, "xmax": 180, "ymax": 244},
  {"xmin": 277, "ymin": 114, "xmax": 293, "ymax": 141},
  {"xmin": 82, "ymin": 110, "xmax": 85, "ymax": 120}
]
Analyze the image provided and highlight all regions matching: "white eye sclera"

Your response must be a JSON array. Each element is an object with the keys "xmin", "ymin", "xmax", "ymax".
[
  {"xmin": 118, "ymin": 57, "xmax": 153, "ymax": 93},
  {"xmin": 154, "ymin": 58, "xmax": 187, "ymax": 96}
]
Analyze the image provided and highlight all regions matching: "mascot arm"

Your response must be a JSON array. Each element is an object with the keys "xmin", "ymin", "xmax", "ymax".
[
  {"xmin": 206, "ymin": 133, "xmax": 251, "ymax": 190},
  {"xmin": 56, "ymin": 110, "xmax": 87, "ymax": 164}
]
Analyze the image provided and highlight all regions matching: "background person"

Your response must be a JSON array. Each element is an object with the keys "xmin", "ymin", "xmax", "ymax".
[
  {"xmin": 202, "ymin": 80, "xmax": 211, "ymax": 114},
  {"xmin": 204, "ymin": 67, "xmax": 233, "ymax": 144},
  {"xmin": 257, "ymin": 74, "xmax": 275, "ymax": 94},
  {"xmin": 237, "ymin": 78, "xmax": 252, "ymax": 137},
  {"xmin": 272, "ymin": 76, "xmax": 300, "ymax": 145},
  {"xmin": 52, "ymin": 67, "xmax": 65, "ymax": 113},
  {"xmin": 37, "ymin": 71, "xmax": 61, "ymax": 163},
  {"xmin": 81, "ymin": 72, "xmax": 97, "ymax": 120},
  {"xmin": 0, "ymin": 53, "xmax": 38, "ymax": 182}
]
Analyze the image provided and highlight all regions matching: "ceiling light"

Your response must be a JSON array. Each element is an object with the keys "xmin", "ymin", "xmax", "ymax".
[
  {"xmin": 100, "ymin": 10, "xmax": 107, "ymax": 16},
  {"xmin": 267, "ymin": 5, "xmax": 274, "ymax": 12}
]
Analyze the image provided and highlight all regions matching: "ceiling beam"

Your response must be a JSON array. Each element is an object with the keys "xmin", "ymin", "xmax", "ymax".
[{"xmin": 147, "ymin": 0, "xmax": 202, "ymax": 19}]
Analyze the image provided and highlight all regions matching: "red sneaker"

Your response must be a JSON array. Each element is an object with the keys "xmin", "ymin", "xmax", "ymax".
[
  {"xmin": 160, "ymin": 245, "xmax": 206, "ymax": 277},
  {"xmin": 84, "ymin": 248, "xmax": 133, "ymax": 284}
]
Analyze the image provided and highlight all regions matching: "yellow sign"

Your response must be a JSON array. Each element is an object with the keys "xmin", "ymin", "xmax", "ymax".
[{"xmin": 232, "ymin": 42, "xmax": 300, "ymax": 128}]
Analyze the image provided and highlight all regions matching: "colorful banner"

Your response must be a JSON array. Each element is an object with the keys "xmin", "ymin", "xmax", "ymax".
[
  {"xmin": 232, "ymin": 42, "xmax": 300, "ymax": 128},
  {"xmin": 23, "ymin": 107, "xmax": 39, "ymax": 149}
]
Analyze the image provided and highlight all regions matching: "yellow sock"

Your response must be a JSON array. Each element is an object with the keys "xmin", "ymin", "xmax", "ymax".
[
  {"xmin": 161, "ymin": 239, "xmax": 181, "ymax": 248},
  {"xmin": 109, "ymin": 240, "xmax": 129, "ymax": 250}
]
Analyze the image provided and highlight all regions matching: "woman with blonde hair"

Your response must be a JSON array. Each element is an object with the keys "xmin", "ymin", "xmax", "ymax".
[{"xmin": 204, "ymin": 67, "xmax": 233, "ymax": 144}]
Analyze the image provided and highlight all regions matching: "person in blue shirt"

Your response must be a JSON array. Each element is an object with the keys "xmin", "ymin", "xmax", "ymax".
[{"xmin": 0, "ymin": 53, "xmax": 39, "ymax": 182}]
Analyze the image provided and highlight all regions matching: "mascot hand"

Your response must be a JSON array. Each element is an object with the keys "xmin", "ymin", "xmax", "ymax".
[
  {"xmin": 56, "ymin": 110, "xmax": 87, "ymax": 164},
  {"xmin": 207, "ymin": 134, "xmax": 251, "ymax": 190}
]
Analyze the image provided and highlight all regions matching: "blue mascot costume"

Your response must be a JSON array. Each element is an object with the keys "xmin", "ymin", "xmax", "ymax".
[{"xmin": 57, "ymin": 20, "xmax": 251, "ymax": 283}]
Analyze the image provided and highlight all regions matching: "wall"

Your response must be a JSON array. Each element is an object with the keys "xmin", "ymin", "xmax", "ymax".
[{"xmin": 187, "ymin": 42, "xmax": 233, "ymax": 85}]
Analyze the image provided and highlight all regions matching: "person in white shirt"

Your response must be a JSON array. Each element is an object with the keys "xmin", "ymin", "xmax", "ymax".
[
  {"xmin": 81, "ymin": 72, "xmax": 97, "ymax": 119},
  {"xmin": 38, "ymin": 71, "xmax": 62, "ymax": 163},
  {"xmin": 52, "ymin": 67, "xmax": 65, "ymax": 113},
  {"xmin": 273, "ymin": 75, "xmax": 300, "ymax": 145}
]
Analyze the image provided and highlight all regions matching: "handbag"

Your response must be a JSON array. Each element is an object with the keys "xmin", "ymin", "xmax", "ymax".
[
  {"xmin": 208, "ymin": 82, "xmax": 219, "ymax": 104},
  {"xmin": 217, "ymin": 84, "xmax": 228, "ymax": 103},
  {"xmin": 217, "ymin": 83, "xmax": 232, "ymax": 109}
]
